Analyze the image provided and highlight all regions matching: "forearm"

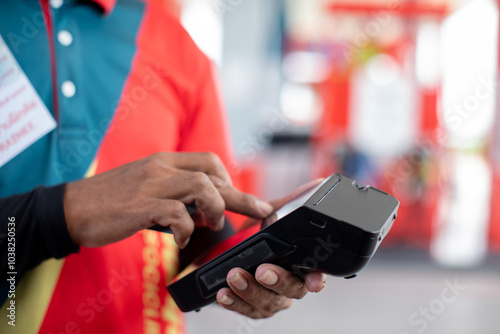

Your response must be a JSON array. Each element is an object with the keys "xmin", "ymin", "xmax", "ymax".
[{"xmin": 0, "ymin": 184, "xmax": 79, "ymax": 282}]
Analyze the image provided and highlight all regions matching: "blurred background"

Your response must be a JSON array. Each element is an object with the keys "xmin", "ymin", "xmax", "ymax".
[{"xmin": 173, "ymin": 0, "xmax": 500, "ymax": 332}]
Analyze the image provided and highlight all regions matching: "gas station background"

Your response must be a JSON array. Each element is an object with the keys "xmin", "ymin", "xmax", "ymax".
[
  {"xmin": 179, "ymin": 0, "xmax": 500, "ymax": 266},
  {"xmin": 174, "ymin": 0, "xmax": 500, "ymax": 332}
]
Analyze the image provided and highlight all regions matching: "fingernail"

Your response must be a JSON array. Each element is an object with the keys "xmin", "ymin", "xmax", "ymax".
[
  {"xmin": 178, "ymin": 237, "xmax": 190, "ymax": 249},
  {"xmin": 257, "ymin": 200, "xmax": 274, "ymax": 216},
  {"xmin": 318, "ymin": 274, "xmax": 327, "ymax": 291},
  {"xmin": 216, "ymin": 217, "xmax": 225, "ymax": 231},
  {"xmin": 258, "ymin": 269, "xmax": 278, "ymax": 285},
  {"xmin": 219, "ymin": 294, "xmax": 234, "ymax": 305},
  {"xmin": 229, "ymin": 272, "xmax": 248, "ymax": 291}
]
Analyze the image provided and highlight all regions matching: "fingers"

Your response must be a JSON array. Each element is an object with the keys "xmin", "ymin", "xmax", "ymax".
[
  {"xmin": 220, "ymin": 186, "xmax": 274, "ymax": 219},
  {"xmin": 65, "ymin": 152, "xmax": 272, "ymax": 250},
  {"xmin": 155, "ymin": 171, "xmax": 226, "ymax": 231},
  {"xmin": 217, "ymin": 268, "xmax": 292, "ymax": 318},
  {"xmin": 217, "ymin": 288, "xmax": 273, "ymax": 319},
  {"xmin": 255, "ymin": 264, "xmax": 309, "ymax": 299},
  {"xmin": 216, "ymin": 266, "xmax": 327, "ymax": 319},
  {"xmin": 152, "ymin": 152, "xmax": 273, "ymax": 221},
  {"xmin": 256, "ymin": 265, "xmax": 326, "ymax": 294},
  {"xmin": 181, "ymin": 171, "xmax": 226, "ymax": 231},
  {"xmin": 156, "ymin": 152, "xmax": 231, "ymax": 186},
  {"xmin": 148, "ymin": 199, "xmax": 194, "ymax": 249},
  {"xmin": 305, "ymin": 271, "xmax": 327, "ymax": 293}
]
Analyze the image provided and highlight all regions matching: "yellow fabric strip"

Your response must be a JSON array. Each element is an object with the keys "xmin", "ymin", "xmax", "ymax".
[
  {"xmin": 0, "ymin": 159, "xmax": 96, "ymax": 333},
  {"xmin": 0, "ymin": 258, "xmax": 65, "ymax": 333},
  {"xmin": 84, "ymin": 159, "xmax": 98, "ymax": 178}
]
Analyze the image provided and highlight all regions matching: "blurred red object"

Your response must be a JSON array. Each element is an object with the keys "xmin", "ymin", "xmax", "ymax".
[
  {"xmin": 328, "ymin": 1, "xmax": 447, "ymax": 19},
  {"xmin": 489, "ymin": 171, "xmax": 500, "ymax": 252}
]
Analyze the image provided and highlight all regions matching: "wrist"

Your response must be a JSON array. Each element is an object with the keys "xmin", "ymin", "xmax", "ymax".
[{"xmin": 63, "ymin": 182, "xmax": 82, "ymax": 246}]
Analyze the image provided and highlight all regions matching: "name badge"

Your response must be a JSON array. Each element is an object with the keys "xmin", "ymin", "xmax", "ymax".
[{"xmin": 0, "ymin": 35, "xmax": 56, "ymax": 168}]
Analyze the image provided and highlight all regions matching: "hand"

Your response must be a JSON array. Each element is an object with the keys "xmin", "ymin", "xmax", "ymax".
[
  {"xmin": 63, "ymin": 152, "xmax": 273, "ymax": 249},
  {"xmin": 217, "ymin": 179, "xmax": 327, "ymax": 318},
  {"xmin": 240, "ymin": 178, "xmax": 324, "ymax": 230},
  {"xmin": 217, "ymin": 265, "xmax": 326, "ymax": 318}
]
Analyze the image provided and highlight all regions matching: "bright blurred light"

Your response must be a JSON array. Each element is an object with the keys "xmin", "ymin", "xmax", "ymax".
[
  {"xmin": 349, "ymin": 55, "xmax": 417, "ymax": 158},
  {"xmin": 415, "ymin": 21, "xmax": 440, "ymax": 88},
  {"xmin": 181, "ymin": 0, "xmax": 223, "ymax": 66},
  {"xmin": 431, "ymin": 153, "xmax": 491, "ymax": 267},
  {"xmin": 364, "ymin": 54, "xmax": 401, "ymax": 86},
  {"xmin": 280, "ymin": 82, "xmax": 322, "ymax": 125},
  {"xmin": 282, "ymin": 51, "xmax": 330, "ymax": 84},
  {"xmin": 440, "ymin": 0, "xmax": 498, "ymax": 148}
]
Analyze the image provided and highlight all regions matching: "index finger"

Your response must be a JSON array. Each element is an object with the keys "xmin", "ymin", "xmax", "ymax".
[
  {"xmin": 220, "ymin": 186, "xmax": 273, "ymax": 219},
  {"xmin": 160, "ymin": 152, "xmax": 274, "ymax": 219},
  {"xmin": 153, "ymin": 170, "xmax": 226, "ymax": 231},
  {"xmin": 157, "ymin": 152, "xmax": 231, "ymax": 186}
]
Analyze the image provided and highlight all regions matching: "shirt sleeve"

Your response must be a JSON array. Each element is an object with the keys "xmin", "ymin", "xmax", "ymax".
[
  {"xmin": 176, "ymin": 55, "xmax": 244, "ymax": 235},
  {"xmin": 0, "ymin": 184, "xmax": 80, "ymax": 282},
  {"xmin": 177, "ymin": 57, "xmax": 236, "ymax": 170}
]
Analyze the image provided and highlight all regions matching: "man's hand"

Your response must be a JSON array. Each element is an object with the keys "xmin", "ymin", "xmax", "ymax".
[
  {"xmin": 217, "ymin": 179, "xmax": 327, "ymax": 318},
  {"xmin": 63, "ymin": 152, "xmax": 273, "ymax": 249},
  {"xmin": 217, "ymin": 265, "xmax": 326, "ymax": 318}
]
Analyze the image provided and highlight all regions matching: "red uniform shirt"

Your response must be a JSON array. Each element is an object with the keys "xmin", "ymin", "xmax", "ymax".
[{"xmin": 0, "ymin": 0, "xmax": 235, "ymax": 333}]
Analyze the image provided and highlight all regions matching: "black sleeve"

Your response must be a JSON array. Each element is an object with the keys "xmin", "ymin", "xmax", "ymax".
[{"xmin": 0, "ymin": 184, "xmax": 80, "ymax": 282}]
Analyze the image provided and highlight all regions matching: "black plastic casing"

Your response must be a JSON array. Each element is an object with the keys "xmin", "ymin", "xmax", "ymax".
[{"xmin": 167, "ymin": 174, "xmax": 399, "ymax": 312}]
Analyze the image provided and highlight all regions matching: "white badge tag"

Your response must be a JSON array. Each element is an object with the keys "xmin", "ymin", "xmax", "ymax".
[{"xmin": 0, "ymin": 35, "xmax": 56, "ymax": 168}]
